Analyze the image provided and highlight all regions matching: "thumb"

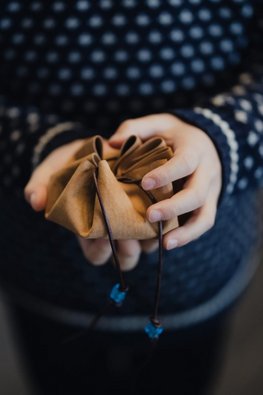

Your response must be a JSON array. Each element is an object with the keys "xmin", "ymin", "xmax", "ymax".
[
  {"xmin": 24, "ymin": 164, "xmax": 53, "ymax": 212},
  {"xmin": 26, "ymin": 187, "xmax": 47, "ymax": 212},
  {"xmin": 24, "ymin": 139, "xmax": 84, "ymax": 211}
]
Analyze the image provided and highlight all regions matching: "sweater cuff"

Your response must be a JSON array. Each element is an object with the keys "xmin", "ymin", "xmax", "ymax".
[
  {"xmin": 170, "ymin": 107, "xmax": 239, "ymax": 206},
  {"xmin": 31, "ymin": 122, "xmax": 89, "ymax": 169}
]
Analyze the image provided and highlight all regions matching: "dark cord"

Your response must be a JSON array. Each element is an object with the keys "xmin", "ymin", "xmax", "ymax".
[
  {"xmin": 61, "ymin": 172, "xmax": 165, "ymax": 344},
  {"xmin": 153, "ymin": 220, "xmax": 163, "ymax": 323},
  {"xmin": 92, "ymin": 170, "xmax": 127, "ymax": 292},
  {"xmin": 118, "ymin": 176, "xmax": 164, "ymax": 326}
]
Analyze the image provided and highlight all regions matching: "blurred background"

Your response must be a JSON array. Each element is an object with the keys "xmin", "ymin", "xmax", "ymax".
[{"xmin": 0, "ymin": 244, "xmax": 263, "ymax": 395}]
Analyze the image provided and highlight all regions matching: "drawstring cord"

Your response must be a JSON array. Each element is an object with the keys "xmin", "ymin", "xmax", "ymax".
[
  {"xmin": 109, "ymin": 175, "xmax": 164, "ymax": 340},
  {"xmin": 92, "ymin": 170, "xmax": 128, "ymax": 294},
  {"xmin": 62, "ymin": 169, "xmax": 165, "ymax": 344}
]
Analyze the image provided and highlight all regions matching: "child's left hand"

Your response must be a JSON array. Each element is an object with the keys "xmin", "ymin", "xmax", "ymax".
[{"xmin": 109, "ymin": 113, "xmax": 222, "ymax": 250}]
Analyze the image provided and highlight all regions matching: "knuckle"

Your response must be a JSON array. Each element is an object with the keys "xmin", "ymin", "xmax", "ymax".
[
  {"xmin": 180, "ymin": 150, "xmax": 196, "ymax": 175},
  {"xmin": 162, "ymin": 113, "xmax": 178, "ymax": 124},
  {"xmin": 24, "ymin": 174, "xmax": 36, "ymax": 193},
  {"xmin": 153, "ymin": 170, "xmax": 169, "ymax": 187},
  {"xmin": 211, "ymin": 161, "xmax": 221, "ymax": 179},
  {"xmin": 159, "ymin": 205, "xmax": 176, "ymax": 220},
  {"xmin": 176, "ymin": 226, "xmax": 195, "ymax": 246},
  {"xmin": 179, "ymin": 235, "xmax": 191, "ymax": 247},
  {"xmin": 88, "ymin": 251, "xmax": 109, "ymax": 265},
  {"xmin": 120, "ymin": 249, "xmax": 134, "ymax": 259},
  {"xmin": 118, "ymin": 240, "xmax": 140, "ymax": 257},
  {"xmin": 206, "ymin": 215, "xmax": 215, "ymax": 230},
  {"xmin": 120, "ymin": 119, "xmax": 134, "ymax": 133},
  {"xmin": 121, "ymin": 258, "xmax": 138, "ymax": 272},
  {"xmin": 209, "ymin": 168, "xmax": 221, "ymax": 188},
  {"xmin": 90, "ymin": 257, "xmax": 107, "ymax": 266},
  {"xmin": 141, "ymin": 240, "xmax": 158, "ymax": 253},
  {"xmin": 169, "ymin": 197, "xmax": 184, "ymax": 216},
  {"xmin": 81, "ymin": 248, "xmax": 92, "ymax": 262},
  {"xmin": 81, "ymin": 240, "xmax": 110, "ymax": 265},
  {"xmin": 189, "ymin": 188, "xmax": 205, "ymax": 208},
  {"xmin": 23, "ymin": 185, "xmax": 31, "ymax": 199}
]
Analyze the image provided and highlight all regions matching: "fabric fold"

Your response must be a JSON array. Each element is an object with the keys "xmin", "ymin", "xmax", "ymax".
[{"xmin": 45, "ymin": 135, "xmax": 179, "ymax": 239}]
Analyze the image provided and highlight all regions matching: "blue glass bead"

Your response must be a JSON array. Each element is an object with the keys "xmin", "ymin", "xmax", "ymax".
[
  {"xmin": 109, "ymin": 283, "xmax": 128, "ymax": 305},
  {"xmin": 144, "ymin": 321, "xmax": 164, "ymax": 340}
]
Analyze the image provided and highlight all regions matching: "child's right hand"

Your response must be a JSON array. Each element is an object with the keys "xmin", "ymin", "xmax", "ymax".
[
  {"xmin": 24, "ymin": 139, "xmax": 148, "ymax": 271},
  {"xmin": 110, "ymin": 113, "xmax": 222, "ymax": 250}
]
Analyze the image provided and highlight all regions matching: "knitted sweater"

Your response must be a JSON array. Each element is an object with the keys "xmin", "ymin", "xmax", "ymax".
[{"xmin": 0, "ymin": 0, "xmax": 262, "ymax": 332}]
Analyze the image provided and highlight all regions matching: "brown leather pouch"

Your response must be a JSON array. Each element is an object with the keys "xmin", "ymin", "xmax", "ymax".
[{"xmin": 45, "ymin": 135, "xmax": 178, "ymax": 239}]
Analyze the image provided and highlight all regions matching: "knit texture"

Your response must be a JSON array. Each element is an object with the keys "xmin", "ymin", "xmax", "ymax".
[{"xmin": 0, "ymin": 0, "xmax": 262, "ymax": 330}]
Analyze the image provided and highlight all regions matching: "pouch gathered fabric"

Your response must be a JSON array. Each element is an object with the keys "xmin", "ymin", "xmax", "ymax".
[{"xmin": 45, "ymin": 135, "xmax": 179, "ymax": 239}]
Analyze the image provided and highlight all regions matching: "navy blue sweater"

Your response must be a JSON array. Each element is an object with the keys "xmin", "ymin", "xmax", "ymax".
[{"xmin": 0, "ymin": 0, "xmax": 262, "ymax": 331}]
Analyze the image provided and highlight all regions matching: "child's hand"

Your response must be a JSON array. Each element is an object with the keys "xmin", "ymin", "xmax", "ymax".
[
  {"xmin": 24, "ymin": 139, "xmax": 141, "ymax": 271},
  {"xmin": 109, "ymin": 113, "xmax": 222, "ymax": 250}
]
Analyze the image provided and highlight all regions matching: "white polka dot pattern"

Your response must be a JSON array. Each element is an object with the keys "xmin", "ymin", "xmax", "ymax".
[
  {"xmin": 0, "ymin": 0, "xmax": 254, "ymax": 100},
  {"xmin": 0, "ymin": 0, "xmax": 262, "ymax": 198}
]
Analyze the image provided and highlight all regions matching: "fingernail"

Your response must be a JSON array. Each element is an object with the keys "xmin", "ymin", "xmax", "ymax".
[
  {"xmin": 30, "ymin": 193, "xmax": 37, "ymax": 206},
  {"xmin": 142, "ymin": 177, "xmax": 156, "ymax": 190},
  {"xmin": 166, "ymin": 239, "xmax": 178, "ymax": 250},
  {"xmin": 148, "ymin": 210, "xmax": 162, "ymax": 222}
]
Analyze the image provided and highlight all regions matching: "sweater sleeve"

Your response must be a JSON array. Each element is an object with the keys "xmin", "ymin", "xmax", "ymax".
[
  {"xmin": 170, "ymin": 1, "xmax": 263, "ymax": 203},
  {"xmin": 0, "ymin": 97, "xmax": 91, "ymax": 195}
]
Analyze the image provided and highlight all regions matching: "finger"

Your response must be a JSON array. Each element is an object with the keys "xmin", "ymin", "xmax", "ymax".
[
  {"xmin": 24, "ymin": 165, "xmax": 53, "ymax": 211},
  {"xmin": 116, "ymin": 240, "xmax": 141, "ymax": 271},
  {"xmin": 25, "ymin": 184, "xmax": 48, "ymax": 212},
  {"xmin": 163, "ymin": 196, "xmax": 217, "ymax": 250},
  {"xmin": 140, "ymin": 239, "xmax": 158, "ymax": 253},
  {"xmin": 77, "ymin": 238, "xmax": 112, "ymax": 266},
  {"xmin": 146, "ymin": 166, "xmax": 210, "ymax": 222},
  {"xmin": 141, "ymin": 147, "xmax": 199, "ymax": 190},
  {"xmin": 102, "ymin": 139, "xmax": 119, "ymax": 159},
  {"xmin": 24, "ymin": 140, "xmax": 84, "ymax": 211},
  {"xmin": 108, "ymin": 114, "xmax": 177, "ymax": 147}
]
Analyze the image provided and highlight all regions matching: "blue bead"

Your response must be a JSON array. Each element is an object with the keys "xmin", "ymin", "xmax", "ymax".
[
  {"xmin": 109, "ymin": 283, "xmax": 128, "ymax": 305},
  {"xmin": 144, "ymin": 321, "xmax": 164, "ymax": 340}
]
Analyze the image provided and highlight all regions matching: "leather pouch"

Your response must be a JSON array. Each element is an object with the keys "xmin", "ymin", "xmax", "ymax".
[{"xmin": 45, "ymin": 135, "xmax": 178, "ymax": 239}]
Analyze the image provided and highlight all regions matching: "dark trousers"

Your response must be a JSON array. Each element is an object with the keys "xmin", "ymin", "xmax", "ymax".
[{"xmin": 7, "ymin": 303, "xmax": 230, "ymax": 395}]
